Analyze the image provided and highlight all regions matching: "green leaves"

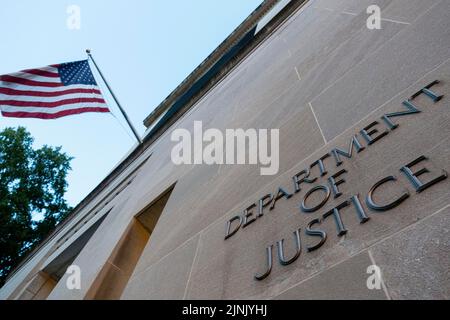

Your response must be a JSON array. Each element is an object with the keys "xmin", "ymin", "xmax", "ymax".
[{"xmin": 0, "ymin": 127, "xmax": 73, "ymax": 287}]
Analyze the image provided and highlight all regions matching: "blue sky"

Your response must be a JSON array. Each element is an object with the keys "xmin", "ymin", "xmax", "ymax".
[{"xmin": 0, "ymin": 0, "xmax": 262, "ymax": 208}]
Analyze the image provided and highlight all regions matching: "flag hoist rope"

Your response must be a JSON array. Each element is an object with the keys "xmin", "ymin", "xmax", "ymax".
[{"xmin": 86, "ymin": 49, "xmax": 142, "ymax": 144}]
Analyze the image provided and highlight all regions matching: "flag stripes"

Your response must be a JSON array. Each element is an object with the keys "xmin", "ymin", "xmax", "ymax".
[{"xmin": 0, "ymin": 60, "xmax": 110, "ymax": 119}]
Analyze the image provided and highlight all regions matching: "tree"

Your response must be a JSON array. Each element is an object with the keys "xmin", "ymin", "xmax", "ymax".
[{"xmin": 0, "ymin": 127, "xmax": 73, "ymax": 287}]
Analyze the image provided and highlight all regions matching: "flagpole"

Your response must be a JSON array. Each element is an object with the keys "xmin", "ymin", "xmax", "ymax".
[{"xmin": 86, "ymin": 49, "xmax": 142, "ymax": 144}]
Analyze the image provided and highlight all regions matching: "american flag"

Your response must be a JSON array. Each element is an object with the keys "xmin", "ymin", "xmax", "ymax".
[{"xmin": 0, "ymin": 60, "xmax": 110, "ymax": 119}]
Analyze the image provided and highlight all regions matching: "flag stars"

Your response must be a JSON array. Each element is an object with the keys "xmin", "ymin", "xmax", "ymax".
[{"xmin": 58, "ymin": 60, "xmax": 97, "ymax": 86}]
